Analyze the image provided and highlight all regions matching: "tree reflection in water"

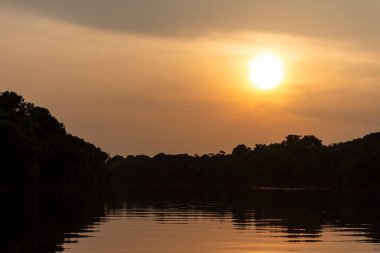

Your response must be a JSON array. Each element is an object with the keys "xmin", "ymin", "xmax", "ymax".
[{"xmin": 1, "ymin": 188, "xmax": 380, "ymax": 253}]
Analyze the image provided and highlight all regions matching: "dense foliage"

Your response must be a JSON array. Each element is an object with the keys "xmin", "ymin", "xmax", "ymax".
[
  {"xmin": 0, "ymin": 91, "xmax": 109, "ymax": 193},
  {"xmin": 108, "ymin": 134, "xmax": 380, "ymax": 189},
  {"xmin": 2, "ymin": 90, "xmax": 380, "ymax": 191}
]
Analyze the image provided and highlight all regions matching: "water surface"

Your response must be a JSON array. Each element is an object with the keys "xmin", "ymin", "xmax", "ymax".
[{"xmin": 3, "ymin": 189, "xmax": 380, "ymax": 253}]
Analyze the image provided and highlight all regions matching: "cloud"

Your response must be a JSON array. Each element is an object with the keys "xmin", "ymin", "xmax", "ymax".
[
  {"xmin": 285, "ymin": 86, "xmax": 380, "ymax": 126},
  {"xmin": 3, "ymin": 0, "xmax": 380, "ymax": 45}
]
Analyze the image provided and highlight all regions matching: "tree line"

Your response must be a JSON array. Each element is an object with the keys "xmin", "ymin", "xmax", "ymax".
[
  {"xmin": 108, "ymin": 134, "xmax": 380, "ymax": 189},
  {"xmin": 2, "ymin": 90, "xmax": 380, "ymax": 192},
  {"xmin": 0, "ymin": 91, "xmax": 110, "ymax": 193}
]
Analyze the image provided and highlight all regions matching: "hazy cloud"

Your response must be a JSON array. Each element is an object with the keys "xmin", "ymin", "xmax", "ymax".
[
  {"xmin": 285, "ymin": 86, "xmax": 380, "ymax": 126},
  {"xmin": 3, "ymin": 0, "xmax": 380, "ymax": 44},
  {"xmin": 2, "ymin": 0, "xmax": 380, "ymax": 154}
]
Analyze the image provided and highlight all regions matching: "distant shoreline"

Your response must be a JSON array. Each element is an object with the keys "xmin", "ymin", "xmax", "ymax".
[{"xmin": 110, "ymin": 185, "xmax": 380, "ymax": 193}]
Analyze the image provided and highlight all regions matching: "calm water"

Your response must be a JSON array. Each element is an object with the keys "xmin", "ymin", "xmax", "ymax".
[{"xmin": 2, "ymin": 189, "xmax": 380, "ymax": 252}]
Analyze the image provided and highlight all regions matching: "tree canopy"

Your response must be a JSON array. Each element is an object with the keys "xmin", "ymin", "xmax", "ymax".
[
  {"xmin": 0, "ymin": 91, "xmax": 109, "ymax": 193},
  {"xmin": 108, "ymin": 133, "xmax": 380, "ymax": 190}
]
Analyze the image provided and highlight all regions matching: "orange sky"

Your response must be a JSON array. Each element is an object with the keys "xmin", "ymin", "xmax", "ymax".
[{"xmin": 1, "ymin": 1, "xmax": 380, "ymax": 155}]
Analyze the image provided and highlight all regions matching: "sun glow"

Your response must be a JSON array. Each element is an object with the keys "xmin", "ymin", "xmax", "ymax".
[{"xmin": 248, "ymin": 53, "xmax": 285, "ymax": 90}]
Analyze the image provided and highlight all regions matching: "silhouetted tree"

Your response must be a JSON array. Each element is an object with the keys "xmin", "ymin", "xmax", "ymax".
[
  {"xmin": 232, "ymin": 144, "xmax": 251, "ymax": 156},
  {"xmin": 0, "ymin": 91, "xmax": 109, "ymax": 193}
]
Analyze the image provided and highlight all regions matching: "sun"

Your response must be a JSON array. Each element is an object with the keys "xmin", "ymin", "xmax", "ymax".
[{"xmin": 248, "ymin": 53, "xmax": 285, "ymax": 90}]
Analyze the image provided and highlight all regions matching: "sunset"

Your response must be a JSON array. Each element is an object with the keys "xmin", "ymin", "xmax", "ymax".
[
  {"xmin": 1, "ymin": 0, "xmax": 380, "ymax": 156},
  {"xmin": 248, "ymin": 53, "xmax": 285, "ymax": 90},
  {"xmin": 1, "ymin": 1, "xmax": 380, "ymax": 253}
]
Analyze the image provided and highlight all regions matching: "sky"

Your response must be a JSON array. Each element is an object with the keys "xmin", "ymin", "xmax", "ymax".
[{"xmin": 1, "ymin": 0, "xmax": 380, "ymax": 156}]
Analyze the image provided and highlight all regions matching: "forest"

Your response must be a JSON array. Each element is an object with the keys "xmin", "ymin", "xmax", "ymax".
[
  {"xmin": 2, "ymin": 91, "xmax": 380, "ymax": 192},
  {"xmin": 0, "ymin": 91, "xmax": 110, "ymax": 194},
  {"xmin": 108, "ymin": 131, "xmax": 380, "ymax": 189}
]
